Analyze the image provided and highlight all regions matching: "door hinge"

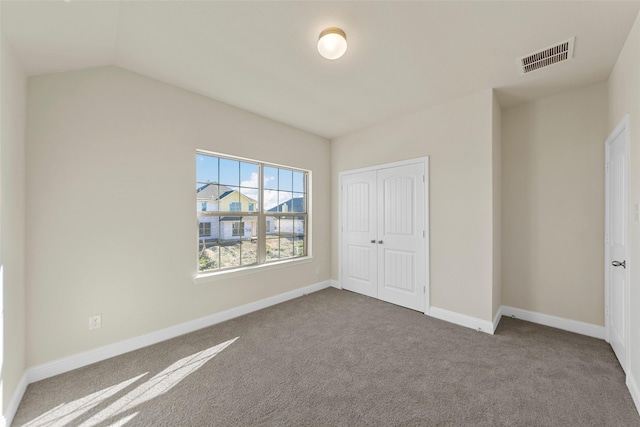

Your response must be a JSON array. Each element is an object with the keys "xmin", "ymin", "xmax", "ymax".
[
  {"xmin": 423, "ymin": 286, "xmax": 426, "ymax": 293},
  {"xmin": 422, "ymin": 230, "xmax": 426, "ymax": 238},
  {"xmin": 422, "ymin": 174, "xmax": 425, "ymax": 183}
]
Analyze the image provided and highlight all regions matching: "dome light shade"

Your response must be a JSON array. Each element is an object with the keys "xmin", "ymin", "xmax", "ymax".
[{"xmin": 317, "ymin": 27, "xmax": 347, "ymax": 60}]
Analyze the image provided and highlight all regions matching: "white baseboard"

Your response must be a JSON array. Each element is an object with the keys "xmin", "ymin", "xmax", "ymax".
[
  {"xmin": 2, "ymin": 372, "xmax": 28, "ymax": 427},
  {"xmin": 26, "ymin": 280, "xmax": 331, "ymax": 384},
  {"xmin": 429, "ymin": 306, "xmax": 495, "ymax": 335},
  {"xmin": 330, "ymin": 280, "xmax": 342, "ymax": 289},
  {"xmin": 500, "ymin": 306, "xmax": 605, "ymax": 339},
  {"xmin": 628, "ymin": 370, "xmax": 640, "ymax": 416},
  {"xmin": 492, "ymin": 306, "xmax": 503, "ymax": 333}
]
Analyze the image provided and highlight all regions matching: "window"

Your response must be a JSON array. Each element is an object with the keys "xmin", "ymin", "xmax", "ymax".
[
  {"xmin": 232, "ymin": 221, "xmax": 245, "ymax": 237},
  {"xmin": 196, "ymin": 151, "xmax": 309, "ymax": 273},
  {"xmin": 199, "ymin": 222, "xmax": 211, "ymax": 237}
]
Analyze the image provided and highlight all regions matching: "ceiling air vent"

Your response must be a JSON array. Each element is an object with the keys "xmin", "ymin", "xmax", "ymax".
[{"xmin": 519, "ymin": 37, "xmax": 575, "ymax": 75}]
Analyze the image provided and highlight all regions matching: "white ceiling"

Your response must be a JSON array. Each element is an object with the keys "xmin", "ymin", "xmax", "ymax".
[{"xmin": 2, "ymin": 1, "xmax": 640, "ymax": 139}]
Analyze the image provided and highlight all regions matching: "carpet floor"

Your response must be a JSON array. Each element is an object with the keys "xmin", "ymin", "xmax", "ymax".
[{"xmin": 12, "ymin": 287, "xmax": 640, "ymax": 426}]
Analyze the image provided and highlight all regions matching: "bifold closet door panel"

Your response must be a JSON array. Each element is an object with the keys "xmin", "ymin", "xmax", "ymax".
[
  {"xmin": 376, "ymin": 163, "xmax": 426, "ymax": 312},
  {"xmin": 341, "ymin": 170, "xmax": 378, "ymax": 298}
]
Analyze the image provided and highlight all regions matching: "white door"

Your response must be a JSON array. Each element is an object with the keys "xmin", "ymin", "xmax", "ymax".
[
  {"xmin": 341, "ymin": 160, "xmax": 428, "ymax": 312},
  {"xmin": 341, "ymin": 171, "xmax": 377, "ymax": 298},
  {"xmin": 377, "ymin": 164, "xmax": 426, "ymax": 311},
  {"xmin": 605, "ymin": 116, "xmax": 629, "ymax": 372}
]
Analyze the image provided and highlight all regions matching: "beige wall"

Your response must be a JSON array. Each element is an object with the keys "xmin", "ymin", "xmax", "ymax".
[
  {"xmin": 491, "ymin": 92, "xmax": 502, "ymax": 318},
  {"xmin": 609, "ymin": 11, "xmax": 640, "ymax": 391},
  {"xmin": 332, "ymin": 89, "xmax": 496, "ymax": 322},
  {"xmin": 26, "ymin": 67, "xmax": 331, "ymax": 366},
  {"xmin": 502, "ymin": 82, "xmax": 608, "ymax": 325},
  {"xmin": 1, "ymin": 32, "xmax": 27, "ymax": 417}
]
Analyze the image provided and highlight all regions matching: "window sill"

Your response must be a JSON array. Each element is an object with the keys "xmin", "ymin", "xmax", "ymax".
[{"xmin": 194, "ymin": 257, "xmax": 314, "ymax": 285}]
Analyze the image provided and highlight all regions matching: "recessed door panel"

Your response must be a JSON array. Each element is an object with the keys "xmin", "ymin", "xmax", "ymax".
[
  {"xmin": 347, "ymin": 182, "xmax": 372, "ymax": 233},
  {"xmin": 346, "ymin": 244, "xmax": 373, "ymax": 282},
  {"xmin": 382, "ymin": 249, "xmax": 415, "ymax": 293},
  {"xmin": 383, "ymin": 176, "xmax": 414, "ymax": 236}
]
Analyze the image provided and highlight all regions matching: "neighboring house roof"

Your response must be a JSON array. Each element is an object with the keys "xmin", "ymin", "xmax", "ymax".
[
  {"xmin": 219, "ymin": 190, "xmax": 258, "ymax": 204},
  {"xmin": 198, "ymin": 183, "xmax": 258, "ymax": 203},
  {"xmin": 268, "ymin": 197, "xmax": 305, "ymax": 213},
  {"xmin": 220, "ymin": 216, "xmax": 243, "ymax": 222},
  {"xmin": 197, "ymin": 183, "xmax": 232, "ymax": 200},
  {"xmin": 219, "ymin": 190, "xmax": 234, "ymax": 200}
]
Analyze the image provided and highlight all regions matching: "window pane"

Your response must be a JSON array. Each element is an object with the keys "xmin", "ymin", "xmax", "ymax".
[
  {"xmin": 219, "ymin": 158, "xmax": 240, "ymax": 186},
  {"xmin": 291, "ymin": 193, "xmax": 305, "ymax": 213},
  {"xmin": 263, "ymin": 189, "xmax": 279, "ymax": 212},
  {"xmin": 219, "ymin": 243, "xmax": 241, "ymax": 269},
  {"xmin": 264, "ymin": 215, "xmax": 306, "ymax": 262},
  {"xmin": 278, "ymin": 168, "xmax": 293, "ymax": 192},
  {"xmin": 294, "ymin": 235, "xmax": 305, "ymax": 257},
  {"xmin": 239, "ymin": 187, "xmax": 259, "ymax": 211},
  {"xmin": 198, "ymin": 216, "xmax": 220, "ymax": 272},
  {"xmin": 221, "ymin": 187, "xmax": 239, "ymax": 210},
  {"xmin": 239, "ymin": 162, "xmax": 260, "ymax": 210},
  {"xmin": 293, "ymin": 216, "xmax": 306, "ymax": 257},
  {"xmin": 199, "ymin": 244, "xmax": 219, "ymax": 272},
  {"xmin": 264, "ymin": 166, "xmax": 278, "ymax": 190},
  {"xmin": 240, "ymin": 162, "xmax": 259, "ymax": 188},
  {"xmin": 293, "ymin": 171, "xmax": 305, "ymax": 193},
  {"xmin": 241, "ymin": 240, "xmax": 257, "ymax": 265},
  {"xmin": 277, "ymin": 191, "xmax": 293, "ymax": 212},
  {"xmin": 294, "ymin": 215, "xmax": 306, "ymax": 234},
  {"xmin": 265, "ymin": 216, "xmax": 280, "ymax": 261},
  {"xmin": 197, "ymin": 184, "xmax": 222, "ymax": 212},
  {"xmin": 196, "ymin": 154, "xmax": 218, "ymax": 184}
]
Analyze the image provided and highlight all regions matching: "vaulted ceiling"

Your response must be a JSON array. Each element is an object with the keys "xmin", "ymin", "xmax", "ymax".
[{"xmin": 3, "ymin": 1, "xmax": 639, "ymax": 138}]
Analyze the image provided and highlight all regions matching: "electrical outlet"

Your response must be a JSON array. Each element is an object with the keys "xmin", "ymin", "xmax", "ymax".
[{"xmin": 89, "ymin": 314, "xmax": 102, "ymax": 330}]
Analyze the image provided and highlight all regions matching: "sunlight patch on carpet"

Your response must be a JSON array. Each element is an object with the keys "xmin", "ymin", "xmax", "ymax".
[
  {"xmin": 23, "ymin": 374, "xmax": 147, "ymax": 427},
  {"xmin": 78, "ymin": 337, "xmax": 238, "ymax": 426},
  {"xmin": 22, "ymin": 337, "xmax": 237, "ymax": 427}
]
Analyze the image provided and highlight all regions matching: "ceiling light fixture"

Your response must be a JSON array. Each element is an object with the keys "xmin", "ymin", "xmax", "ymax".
[{"xmin": 317, "ymin": 27, "xmax": 347, "ymax": 60}]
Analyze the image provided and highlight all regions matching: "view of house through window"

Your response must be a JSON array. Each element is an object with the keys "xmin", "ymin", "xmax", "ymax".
[{"xmin": 196, "ymin": 151, "xmax": 308, "ymax": 273}]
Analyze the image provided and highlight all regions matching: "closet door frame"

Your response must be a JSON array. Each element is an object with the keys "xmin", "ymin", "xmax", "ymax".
[{"xmin": 338, "ymin": 157, "xmax": 430, "ymax": 314}]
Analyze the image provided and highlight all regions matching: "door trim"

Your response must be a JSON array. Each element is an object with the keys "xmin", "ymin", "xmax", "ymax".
[
  {"xmin": 604, "ymin": 114, "xmax": 630, "ymax": 373},
  {"xmin": 338, "ymin": 157, "xmax": 430, "ymax": 314}
]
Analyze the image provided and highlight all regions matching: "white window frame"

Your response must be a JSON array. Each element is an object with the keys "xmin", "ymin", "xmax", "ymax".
[{"xmin": 195, "ymin": 150, "xmax": 311, "ymax": 282}]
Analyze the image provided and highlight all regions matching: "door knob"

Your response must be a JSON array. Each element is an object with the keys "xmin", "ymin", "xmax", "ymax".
[
  {"xmin": 378, "ymin": 240, "xmax": 383, "ymax": 244},
  {"xmin": 612, "ymin": 260, "xmax": 626, "ymax": 268},
  {"xmin": 370, "ymin": 239, "xmax": 376, "ymax": 243}
]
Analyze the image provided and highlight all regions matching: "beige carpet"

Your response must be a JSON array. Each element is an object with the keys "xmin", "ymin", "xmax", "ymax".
[{"xmin": 13, "ymin": 287, "xmax": 640, "ymax": 426}]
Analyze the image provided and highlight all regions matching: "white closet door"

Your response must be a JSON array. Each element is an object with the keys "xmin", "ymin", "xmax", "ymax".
[
  {"xmin": 377, "ymin": 163, "xmax": 426, "ymax": 312},
  {"xmin": 341, "ymin": 171, "xmax": 378, "ymax": 298},
  {"xmin": 606, "ymin": 119, "xmax": 629, "ymax": 372},
  {"xmin": 340, "ymin": 160, "xmax": 427, "ymax": 312}
]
